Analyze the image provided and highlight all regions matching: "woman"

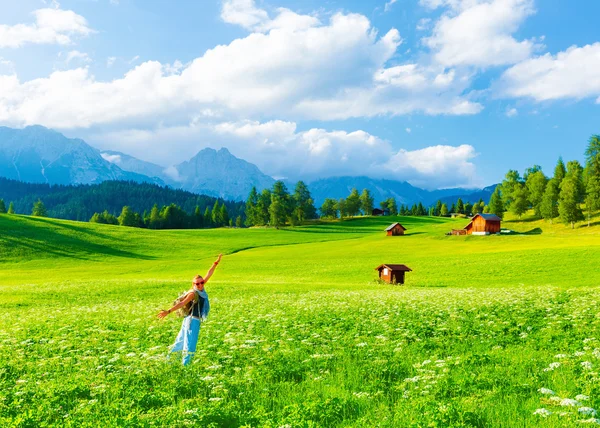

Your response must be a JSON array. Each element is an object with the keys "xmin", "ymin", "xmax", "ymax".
[{"xmin": 157, "ymin": 254, "xmax": 222, "ymax": 365}]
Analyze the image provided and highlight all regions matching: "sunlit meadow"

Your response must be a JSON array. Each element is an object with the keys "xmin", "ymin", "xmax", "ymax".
[{"xmin": 2, "ymin": 213, "xmax": 600, "ymax": 427}]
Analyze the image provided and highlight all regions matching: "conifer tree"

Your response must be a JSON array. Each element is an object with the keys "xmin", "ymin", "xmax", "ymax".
[
  {"xmin": 585, "ymin": 175, "xmax": 600, "ymax": 226},
  {"xmin": 194, "ymin": 206, "xmax": 204, "ymax": 228},
  {"xmin": 204, "ymin": 206, "xmax": 212, "ymax": 228},
  {"xmin": 450, "ymin": 203, "xmax": 456, "ymax": 214},
  {"xmin": 566, "ymin": 160, "xmax": 585, "ymax": 202},
  {"xmin": 434, "ymin": 200, "xmax": 442, "ymax": 216},
  {"xmin": 440, "ymin": 203, "xmax": 449, "ymax": 216},
  {"xmin": 211, "ymin": 200, "xmax": 221, "ymax": 226},
  {"xmin": 235, "ymin": 215, "xmax": 243, "ymax": 228},
  {"xmin": 554, "ymin": 157, "xmax": 566, "ymax": 184},
  {"xmin": 293, "ymin": 181, "xmax": 316, "ymax": 223},
  {"xmin": 32, "ymin": 199, "xmax": 47, "ymax": 217},
  {"xmin": 7, "ymin": 202, "xmax": 15, "ymax": 214},
  {"xmin": 220, "ymin": 203, "xmax": 229, "ymax": 227},
  {"xmin": 256, "ymin": 189, "xmax": 272, "ymax": 226},
  {"xmin": 559, "ymin": 177, "xmax": 584, "ymax": 229},
  {"xmin": 456, "ymin": 198, "xmax": 464, "ymax": 214},
  {"xmin": 245, "ymin": 186, "xmax": 259, "ymax": 226},
  {"xmin": 0, "ymin": 199, "xmax": 5, "ymax": 213},
  {"xmin": 540, "ymin": 178, "xmax": 559, "ymax": 224},
  {"xmin": 464, "ymin": 202, "xmax": 473, "ymax": 216},
  {"xmin": 359, "ymin": 189, "xmax": 374, "ymax": 216},
  {"xmin": 488, "ymin": 187, "xmax": 505, "ymax": 219}
]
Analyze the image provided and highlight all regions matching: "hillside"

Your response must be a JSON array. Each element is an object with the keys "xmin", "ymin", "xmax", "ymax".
[{"xmin": 2, "ymin": 213, "xmax": 600, "ymax": 426}]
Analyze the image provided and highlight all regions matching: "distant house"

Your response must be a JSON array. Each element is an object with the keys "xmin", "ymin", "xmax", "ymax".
[
  {"xmin": 375, "ymin": 264, "xmax": 412, "ymax": 285},
  {"xmin": 372, "ymin": 208, "xmax": 389, "ymax": 216},
  {"xmin": 464, "ymin": 213, "xmax": 501, "ymax": 235},
  {"xmin": 385, "ymin": 222, "xmax": 406, "ymax": 236}
]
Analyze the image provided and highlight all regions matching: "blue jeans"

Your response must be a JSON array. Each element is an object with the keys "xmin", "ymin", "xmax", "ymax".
[{"xmin": 169, "ymin": 316, "xmax": 201, "ymax": 366}]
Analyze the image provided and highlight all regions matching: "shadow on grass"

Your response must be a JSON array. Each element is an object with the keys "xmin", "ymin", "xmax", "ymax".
[
  {"xmin": 522, "ymin": 227, "xmax": 543, "ymax": 235},
  {"xmin": 25, "ymin": 216, "xmax": 126, "ymax": 241}
]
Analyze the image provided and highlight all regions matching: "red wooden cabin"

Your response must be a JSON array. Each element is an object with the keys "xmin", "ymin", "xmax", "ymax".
[
  {"xmin": 385, "ymin": 222, "xmax": 406, "ymax": 236},
  {"xmin": 375, "ymin": 264, "xmax": 412, "ymax": 284},
  {"xmin": 464, "ymin": 213, "xmax": 501, "ymax": 235}
]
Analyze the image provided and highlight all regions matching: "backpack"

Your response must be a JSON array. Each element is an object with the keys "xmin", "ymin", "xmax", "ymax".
[{"xmin": 173, "ymin": 290, "xmax": 198, "ymax": 318}]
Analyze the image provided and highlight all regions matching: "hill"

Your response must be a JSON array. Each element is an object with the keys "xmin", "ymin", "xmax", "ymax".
[
  {"xmin": 0, "ymin": 177, "xmax": 245, "ymax": 222},
  {"xmin": 1, "ymin": 213, "xmax": 600, "ymax": 425}
]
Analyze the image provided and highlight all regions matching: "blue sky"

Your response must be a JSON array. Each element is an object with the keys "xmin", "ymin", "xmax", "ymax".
[{"xmin": 0, "ymin": 0, "xmax": 599, "ymax": 188}]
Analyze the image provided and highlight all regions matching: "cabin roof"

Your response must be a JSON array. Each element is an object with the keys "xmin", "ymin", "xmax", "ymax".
[
  {"xmin": 375, "ymin": 264, "xmax": 412, "ymax": 272},
  {"xmin": 385, "ymin": 222, "xmax": 406, "ymax": 231}
]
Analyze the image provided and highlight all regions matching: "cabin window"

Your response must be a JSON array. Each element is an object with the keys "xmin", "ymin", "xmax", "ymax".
[{"xmin": 383, "ymin": 268, "xmax": 389, "ymax": 275}]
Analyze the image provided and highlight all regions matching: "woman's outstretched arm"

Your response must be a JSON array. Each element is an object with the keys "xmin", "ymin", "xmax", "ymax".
[
  {"xmin": 157, "ymin": 291, "xmax": 195, "ymax": 319},
  {"xmin": 203, "ymin": 254, "xmax": 223, "ymax": 284}
]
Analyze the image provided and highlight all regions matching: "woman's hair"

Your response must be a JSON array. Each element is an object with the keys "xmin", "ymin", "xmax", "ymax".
[{"xmin": 194, "ymin": 274, "xmax": 203, "ymax": 280}]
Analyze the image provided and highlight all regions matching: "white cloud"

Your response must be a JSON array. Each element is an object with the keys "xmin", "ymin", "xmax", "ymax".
[
  {"xmin": 0, "ymin": 7, "xmax": 94, "ymax": 48},
  {"xmin": 63, "ymin": 50, "xmax": 91, "ymax": 65},
  {"xmin": 416, "ymin": 18, "xmax": 432, "ymax": 31},
  {"xmin": 88, "ymin": 120, "xmax": 480, "ymax": 188},
  {"xmin": 106, "ymin": 56, "xmax": 116, "ymax": 67},
  {"xmin": 405, "ymin": 127, "xmax": 411, "ymax": 133},
  {"xmin": 498, "ymin": 43, "xmax": 600, "ymax": 102},
  {"xmin": 384, "ymin": 0, "xmax": 399, "ymax": 13},
  {"xmin": 423, "ymin": 0, "xmax": 537, "ymax": 67},
  {"xmin": 505, "ymin": 107, "xmax": 517, "ymax": 117},
  {"xmin": 221, "ymin": 0, "xmax": 319, "ymax": 33}
]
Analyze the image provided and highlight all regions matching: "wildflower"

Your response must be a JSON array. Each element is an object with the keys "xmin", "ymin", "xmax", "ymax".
[
  {"xmin": 577, "ymin": 395, "xmax": 590, "ymax": 401},
  {"xmin": 208, "ymin": 397, "xmax": 223, "ymax": 402},
  {"xmin": 555, "ymin": 354, "xmax": 569, "ymax": 359},
  {"xmin": 543, "ymin": 362, "xmax": 561, "ymax": 372},
  {"xmin": 538, "ymin": 388, "xmax": 555, "ymax": 395},
  {"xmin": 356, "ymin": 342, "xmax": 367, "ymax": 347},
  {"xmin": 533, "ymin": 408, "xmax": 552, "ymax": 417},
  {"xmin": 126, "ymin": 353, "xmax": 136, "ymax": 357},
  {"xmin": 578, "ymin": 418, "xmax": 600, "ymax": 424},
  {"xmin": 579, "ymin": 408, "xmax": 598, "ymax": 416},
  {"xmin": 560, "ymin": 398, "xmax": 581, "ymax": 407},
  {"xmin": 582, "ymin": 361, "xmax": 593, "ymax": 370}
]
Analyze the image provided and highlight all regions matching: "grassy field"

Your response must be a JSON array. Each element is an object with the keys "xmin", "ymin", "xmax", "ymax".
[{"xmin": 2, "ymin": 213, "xmax": 600, "ymax": 427}]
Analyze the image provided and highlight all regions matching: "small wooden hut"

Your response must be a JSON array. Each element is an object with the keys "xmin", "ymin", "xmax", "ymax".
[
  {"xmin": 372, "ymin": 208, "xmax": 389, "ymax": 216},
  {"xmin": 464, "ymin": 213, "xmax": 501, "ymax": 235},
  {"xmin": 375, "ymin": 264, "xmax": 412, "ymax": 285},
  {"xmin": 385, "ymin": 222, "xmax": 406, "ymax": 236}
]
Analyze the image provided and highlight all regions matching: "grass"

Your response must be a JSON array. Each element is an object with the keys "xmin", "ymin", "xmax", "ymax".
[{"xmin": 2, "ymin": 212, "xmax": 600, "ymax": 427}]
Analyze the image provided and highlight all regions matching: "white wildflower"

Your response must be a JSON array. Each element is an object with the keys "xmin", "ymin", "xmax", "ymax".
[
  {"xmin": 538, "ymin": 388, "xmax": 555, "ymax": 395},
  {"xmin": 561, "ymin": 398, "xmax": 581, "ymax": 407},
  {"xmin": 578, "ymin": 418, "xmax": 600, "ymax": 424},
  {"xmin": 208, "ymin": 397, "xmax": 223, "ymax": 402},
  {"xmin": 356, "ymin": 342, "xmax": 367, "ymax": 347},
  {"xmin": 555, "ymin": 354, "xmax": 569, "ymax": 359},
  {"xmin": 533, "ymin": 408, "xmax": 552, "ymax": 417},
  {"xmin": 582, "ymin": 361, "xmax": 593, "ymax": 370},
  {"xmin": 577, "ymin": 395, "xmax": 590, "ymax": 401},
  {"xmin": 544, "ymin": 362, "xmax": 561, "ymax": 372},
  {"xmin": 579, "ymin": 408, "xmax": 598, "ymax": 416}
]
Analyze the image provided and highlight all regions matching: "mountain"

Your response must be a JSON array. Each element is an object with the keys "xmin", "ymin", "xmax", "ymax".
[
  {"xmin": 0, "ymin": 126, "xmax": 163, "ymax": 186},
  {"xmin": 100, "ymin": 150, "xmax": 167, "ymax": 182},
  {"xmin": 173, "ymin": 147, "xmax": 275, "ymax": 201},
  {"xmin": 306, "ymin": 176, "xmax": 496, "ymax": 208}
]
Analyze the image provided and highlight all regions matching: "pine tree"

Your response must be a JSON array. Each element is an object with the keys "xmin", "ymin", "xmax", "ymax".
[
  {"xmin": 148, "ymin": 204, "xmax": 161, "ymax": 229},
  {"xmin": 554, "ymin": 157, "xmax": 566, "ymax": 184},
  {"xmin": 194, "ymin": 205, "xmax": 204, "ymax": 228},
  {"xmin": 235, "ymin": 215, "xmax": 243, "ymax": 228},
  {"xmin": 346, "ymin": 188, "xmax": 361, "ymax": 217},
  {"xmin": 359, "ymin": 189, "xmax": 374, "ymax": 216},
  {"xmin": 293, "ymin": 181, "xmax": 316, "ymax": 223},
  {"xmin": 32, "ymin": 199, "xmax": 47, "ymax": 217},
  {"xmin": 256, "ymin": 189, "xmax": 272, "ymax": 226},
  {"xmin": 456, "ymin": 198, "xmax": 464, "ymax": 214},
  {"xmin": 211, "ymin": 200, "xmax": 221, "ymax": 226},
  {"xmin": 559, "ymin": 177, "xmax": 584, "ymax": 229},
  {"xmin": 488, "ymin": 187, "xmax": 505, "ymax": 219},
  {"xmin": 417, "ymin": 202, "xmax": 426, "ymax": 216},
  {"xmin": 204, "ymin": 206, "xmax": 212, "ymax": 228},
  {"xmin": 0, "ymin": 199, "xmax": 5, "ymax": 214},
  {"xmin": 440, "ymin": 203, "xmax": 449, "ymax": 216},
  {"xmin": 464, "ymin": 202, "xmax": 473, "ymax": 216},
  {"xmin": 585, "ymin": 175, "xmax": 600, "ymax": 226},
  {"xmin": 269, "ymin": 195, "xmax": 286, "ymax": 228},
  {"xmin": 434, "ymin": 200, "xmax": 442, "ymax": 216},
  {"xmin": 450, "ymin": 203, "xmax": 456, "ymax": 214},
  {"xmin": 540, "ymin": 178, "xmax": 560, "ymax": 224},
  {"xmin": 245, "ymin": 186, "xmax": 259, "ymax": 226},
  {"xmin": 7, "ymin": 202, "xmax": 15, "ymax": 214},
  {"xmin": 526, "ymin": 170, "xmax": 547, "ymax": 217},
  {"xmin": 220, "ymin": 203, "xmax": 229, "ymax": 227}
]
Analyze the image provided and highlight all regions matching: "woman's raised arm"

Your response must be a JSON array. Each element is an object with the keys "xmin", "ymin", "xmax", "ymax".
[{"xmin": 203, "ymin": 254, "xmax": 222, "ymax": 284}]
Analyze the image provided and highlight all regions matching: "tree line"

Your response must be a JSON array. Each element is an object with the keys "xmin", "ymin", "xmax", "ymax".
[
  {"xmin": 480, "ymin": 135, "xmax": 600, "ymax": 228},
  {"xmin": 245, "ymin": 181, "xmax": 318, "ymax": 227},
  {"xmin": 319, "ymin": 188, "xmax": 378, "ymax": 219}
]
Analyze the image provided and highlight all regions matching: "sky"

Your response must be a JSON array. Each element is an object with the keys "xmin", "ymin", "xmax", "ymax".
[{"xmin": 0, "ymin": 0, "xmax": 599, "ymax": 189}]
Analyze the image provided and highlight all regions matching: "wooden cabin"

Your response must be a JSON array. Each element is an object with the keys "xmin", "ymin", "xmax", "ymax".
[
  {"xmin": 464, "ymin": 213, "xmax": 501, "ymax": 235},
  {"xmin": 385, "ymin": 222, "xmax": 406, "ymax": 236},
  {"xmin": 375, "ymin": 264, "xmax": 412, "ymax": 285}
]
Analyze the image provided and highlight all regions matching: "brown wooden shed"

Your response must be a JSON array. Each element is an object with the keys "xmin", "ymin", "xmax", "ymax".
[
  {"xmin": 385, "ymin": 222, "xmax": 406, "ymax": 236},
  {"xmin": 375, "ymin": 264, "xmax": 412, "ymax": 284},
  {"xmin": 464, "ymin": 213, "xmax": 501, "ymax": 235}
]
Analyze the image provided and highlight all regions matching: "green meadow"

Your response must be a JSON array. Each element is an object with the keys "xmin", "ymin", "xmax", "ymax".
[{"xmin": 2, "ymin": 213, "xmax": 600, "ymax": 427}]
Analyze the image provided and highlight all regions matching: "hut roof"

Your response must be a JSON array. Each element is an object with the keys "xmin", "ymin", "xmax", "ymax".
[
  {"xmin": 375, "ymin": 264, "xmax": 412, "ymax": 272},
  {"xmin": 385, "ymin": 222, "xmax": 406, "ymax": 231}
]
